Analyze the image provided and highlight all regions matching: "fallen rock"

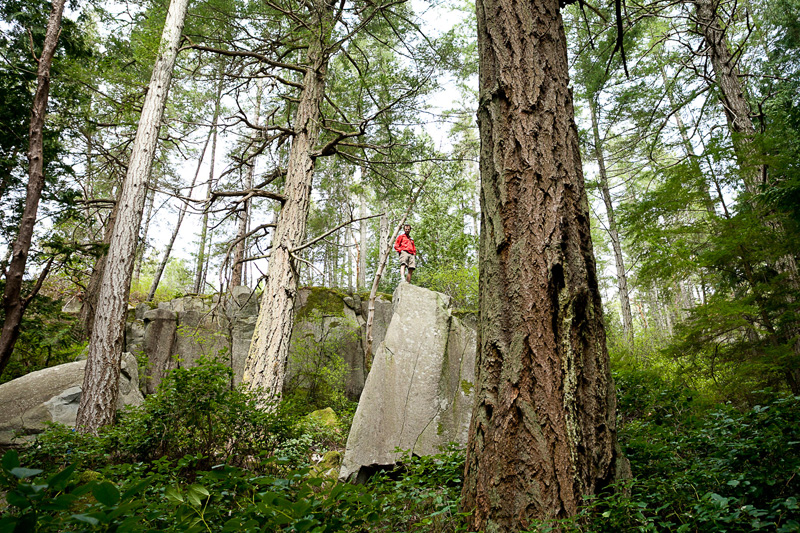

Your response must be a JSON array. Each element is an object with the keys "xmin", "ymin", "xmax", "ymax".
[
  {"xmin": 0, "ymin": 352, "xmax": 144, "ymax": 446},
  {"xmin": 339, "ymin": 283, "xmax": 476, "ymax": 483}
]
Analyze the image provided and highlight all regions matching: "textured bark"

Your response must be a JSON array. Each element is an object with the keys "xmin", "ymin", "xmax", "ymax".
[
  {"xmin": 590, "ymin": 100, "xmax": 633, "ymax": 344},
  {"xmin": 461, "ymin": 0, "xmax": 620, "ymax": 528},
  {"xmin": 242, "ymin": 28, "xmax": 331, "ymax": 399},
  {"xmin": 693, "ymin": 0, "xmax": 761, "ymax": 193},
  {"xmin": 76, "ymin": 0, "xmax": 190, "ymax": 433},
  {"xmin": 0, "ymin": 0, "xmax": 66, "ymax": 377}
]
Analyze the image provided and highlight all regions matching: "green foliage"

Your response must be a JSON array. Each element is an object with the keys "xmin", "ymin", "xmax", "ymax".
[
  {"xmin": 0, "ymin": 284, "xmax": 84, "ymax": 384},
  {"xmin": 1, "ymin": 449, "xmax": 383, "ymax": 532},
  {"xmin": 285, "ymin": 309, "xmax": 357, "ymax": 412},
  {"xmin": 415, "ymin": 265, "xmax": 478, "ymax": 310},
  {"xmin": 369, "ymin": 445, "xmax": 469, "ymax": 532},
  {"xmin": 110, "ymin": 357, "xmax": 294, "ymax": 467},
  {"xmin": 24, "ymin": 357, "xmax": 296, "ymax": 473}
]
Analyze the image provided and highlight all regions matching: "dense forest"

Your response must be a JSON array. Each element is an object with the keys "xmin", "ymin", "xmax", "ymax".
[{"xmin": 1, "ymin": 0, "xmax": 799, "ymax": 529}]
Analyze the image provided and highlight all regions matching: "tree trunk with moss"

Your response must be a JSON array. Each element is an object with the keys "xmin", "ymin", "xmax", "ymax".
[{"xmin": 460, "ymin": 0, "xmax": 622, "ymax": 528}]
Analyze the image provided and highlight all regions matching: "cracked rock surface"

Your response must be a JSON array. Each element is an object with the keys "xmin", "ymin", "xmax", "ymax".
[{"xmin": 339, "ymin": 283, "xmax": 476, "ymax": 482}]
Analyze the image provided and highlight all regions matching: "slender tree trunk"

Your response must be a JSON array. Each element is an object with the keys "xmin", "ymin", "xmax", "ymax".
[
  {"xmin": 132, "ymin": 185, "xmax": 156, "ymax": 287},
  {"xmin": 81, "ymin": 199, "xmax": 119, "ymax": 337},
  {"xmin": 364, "ymin": 178, "xmax": 427, "ymax": 368},
  {"xmin": 231, "ymin": 82, "xmax": 262, "ymax": 289},
  {"xmin": 0, "ymin": 0, "xmax": 66, "ymax": 377},
  {"xmin": 147, "ymin": 129, "xmax": 211, "ymax": 301},
  {"xmin": 242, "ymin": 18, "xmax": 332, "ymax": 400},
  {"xmin": 461, "ymin": 0, "xmax": 621, "ymax": 527},
  {"xmin": 76, "ymin": 0, "xmax": 191, "ymax": 433},
  {"xmin": 194, "ymin": 77, "xmax": 222, "ymax": 294},
  {"xmin": 693, "ymin": 0, "xmax": 762, "ymax": 193},
  {"xmin": 590, "ymin": 99, "xmax": 633, "ymax": 344},
  {"xmin": 357, "ymin": 188, "xmax": 367, "ymax": 290}
]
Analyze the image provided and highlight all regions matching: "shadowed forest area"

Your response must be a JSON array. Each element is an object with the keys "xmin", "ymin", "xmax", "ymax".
[{"xmin": 0, "ymin": 0, "xmax": 799, "ymax": 529}]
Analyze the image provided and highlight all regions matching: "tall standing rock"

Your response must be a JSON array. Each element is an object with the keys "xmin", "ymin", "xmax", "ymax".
[{"xmin": 340, "ymin": 283, "xmax": 476, "ymax": 482}]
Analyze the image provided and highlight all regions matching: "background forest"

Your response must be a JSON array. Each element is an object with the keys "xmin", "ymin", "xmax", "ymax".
[{"xmin": 0, "ymin": 0, "xmax": 799, "ymax": 529}]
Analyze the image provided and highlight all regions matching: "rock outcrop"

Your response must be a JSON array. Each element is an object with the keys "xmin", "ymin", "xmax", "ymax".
[
  {"xmin": 125, "ymin": 287, "xmax": 393, "ymax": 400},
  {"xmin": 0, "ymin": 352, "xmax": 144, "ymax": 446},
  {"xmin": 339, "ymin": 283, "xmax": 476, "ymax": 482}
]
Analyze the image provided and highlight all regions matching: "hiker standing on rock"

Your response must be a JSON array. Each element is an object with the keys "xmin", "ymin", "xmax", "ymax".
[{"xmin": 394, "ymin": 224, "xmax": 416, "ymax": 283}]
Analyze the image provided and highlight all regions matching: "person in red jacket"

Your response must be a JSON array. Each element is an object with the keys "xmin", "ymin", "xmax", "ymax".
[{"xmin": 394, "ymin": 224, "xmax": 416, "ymax": 283}]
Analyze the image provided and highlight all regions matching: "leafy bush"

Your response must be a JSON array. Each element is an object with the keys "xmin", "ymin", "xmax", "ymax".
[
  {"xmin": 369, "ymin": 444, "xmax": 469, "ymax": 532},
  {"xmin": 415, "ymin": 265, "xmax": 478, "ymax": 310},
  {"xmin": 574, "ymin": 393, "xmax": 800, "ymax": 532},
  {"xmin": 23, "ymin": 357, "xmax": 297, "ymax": 473},
  {"xmin": 1, "ymin": 449, "xmax": 383, "ymax": 532}
]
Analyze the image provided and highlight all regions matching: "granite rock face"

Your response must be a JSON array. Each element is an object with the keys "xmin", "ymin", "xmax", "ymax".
[
  {"xmin": 124, "ymin": 287, "xmax": 393, "ymax": 400},
  {"xmin": 0, "ymin": 352, "xmax": 144, "ymax": 446},
  {"xmin": 339, "ymin": 283, "xmax": 477, "ymax": 482}
]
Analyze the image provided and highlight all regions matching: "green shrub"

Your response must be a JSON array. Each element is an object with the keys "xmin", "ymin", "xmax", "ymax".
[
  {"xmin": 576, "ymin": 393, "xmax": 800, "ymax": 532},
  {"xmin": 369, "ymin": 444, "xmax": 469, "ymax": 532},
  {"xmin": 1, "ymin": 449, "xmax": 383, "ymax": 532}
]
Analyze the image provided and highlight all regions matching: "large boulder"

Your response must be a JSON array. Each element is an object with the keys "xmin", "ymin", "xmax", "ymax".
[
  {"xmin": 0, "ymin": 352, "xmax": 144, "ymax": 446},
  {"xmin": 124, "ymin": 287, "xmax": 393, "ymax": 400},
  {"xmin": 339, "ymin": 283, "xmax": 476, "ymax": 483}
]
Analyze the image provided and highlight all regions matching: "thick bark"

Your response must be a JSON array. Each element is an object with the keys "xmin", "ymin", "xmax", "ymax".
[
  {"xmin": 0, "ymin": 0, "xmax": 66, "ymax": 377},
  {"xmin": 693, "ymin": 0, "xmax": 761, "ymax": 193},
  {"xmin": 76, "ymin": 0, "xmax": 190, "ymax": 433},
  {"xmin": 242, "ymin": 34, "xmax": 330, "ymax": 400},
  {"xmin": 461, "ymin": 0, "xmax": 620, "ymax": 528},
  {"xmin": 590, "ymin": 99, "xmax": 633, "ymax": 344}
]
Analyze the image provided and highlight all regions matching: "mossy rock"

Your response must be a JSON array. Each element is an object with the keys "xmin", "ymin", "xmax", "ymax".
[
  {"xmin": 309, "ymin": 450, "xmax": 343, "ymax": 482},
  {"xmin": 296, "ymin": 287, "xmax": 349, "ymax": 320},
  {"xmin": 305, "ymin": 407, "xmax": 339, "ymax": 428}
]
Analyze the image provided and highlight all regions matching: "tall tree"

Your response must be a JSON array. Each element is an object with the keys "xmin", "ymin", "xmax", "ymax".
[
  {"xmin": 76, "ymin": 0, "xmax": 191, "ymax": 433},
  {"xmin": 0, "ymin": 0, "xmax": 66, "ymax": 377},
  {"xmin": 460, "ymin": 0, "xmax": 623, "ymax": 528}
]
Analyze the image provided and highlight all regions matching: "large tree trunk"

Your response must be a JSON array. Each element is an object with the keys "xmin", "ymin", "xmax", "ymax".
[
  {"xmin": 0, "ymin": 0, "xmax": 66, "ymax": 377},
  {"xmin": 590, "ymin": 99, "xmax": 633, "ymax": 344},
  {"xmin": 242, "ymin": 34, "xmax": 331, "ymax": 400},
  {"xmin": 76, "ymin": 0, "xmax": 190, "ymax": 433},
  {"xmin": 693, "ymin": 0, "xmax": 762, "ymax": 193},
  {"xmin": 460, "ymin": 0, "xmax": 621, "ymax": 528}
]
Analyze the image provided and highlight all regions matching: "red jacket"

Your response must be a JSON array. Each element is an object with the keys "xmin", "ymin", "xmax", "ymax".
[{"xmin": 394, "ymin": 233, "xmax": 416, "ymax": 255}]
